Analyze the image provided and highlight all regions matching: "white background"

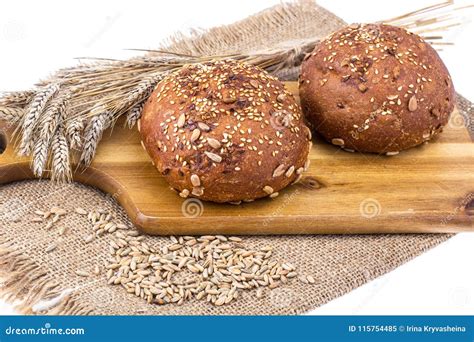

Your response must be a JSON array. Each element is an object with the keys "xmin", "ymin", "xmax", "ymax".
[{"xmin": 0, "ymin": 0, "xmax": 472, "ymax": 315}]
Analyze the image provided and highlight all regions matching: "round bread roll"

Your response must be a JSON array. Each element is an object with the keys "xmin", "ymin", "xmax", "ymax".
[
  {"xmin": 139, "ymin": 59, "xmax": 311, "ymax": 203},
  {"xmin": 299, "ymin": 23, "xmax": 455, "ymax": 154}
]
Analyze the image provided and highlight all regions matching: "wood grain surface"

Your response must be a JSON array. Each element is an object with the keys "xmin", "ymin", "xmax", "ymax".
[{"xmin": 1, "ymin": 82, "xmax": 473, "ymax": 235}]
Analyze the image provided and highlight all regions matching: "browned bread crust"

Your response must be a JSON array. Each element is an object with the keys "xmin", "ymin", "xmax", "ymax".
[
  {"xmin": 299, "ymin": 23, "xmax": 455, "ymax": 154},
  {"xmin": 139, "ymin": 60, "xmax": 311, "ymax": 203}
]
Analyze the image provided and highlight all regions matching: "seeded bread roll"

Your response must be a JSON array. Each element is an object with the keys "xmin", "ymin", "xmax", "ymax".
[
  {"xmin": 139, "ymin": 60, "xmax": 312, "ymax": 203},
  {"xmin": 299, "ymin": 23, "xmax": 455, "ymax": 154}
]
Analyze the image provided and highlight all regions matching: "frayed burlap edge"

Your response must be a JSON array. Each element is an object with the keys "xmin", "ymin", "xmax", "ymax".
[
  {"xmin": 0, "ymin": 212, "xmax": 455, "ymax": 315},
  {"xmin": 0, "ymin": 238, "xmax": 93, "ymax": 315}
]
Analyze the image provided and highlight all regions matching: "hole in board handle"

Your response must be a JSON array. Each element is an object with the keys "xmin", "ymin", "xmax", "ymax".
[{"xmin": 0, "ymin": 130, "xmax": 7, "ymax": 154}]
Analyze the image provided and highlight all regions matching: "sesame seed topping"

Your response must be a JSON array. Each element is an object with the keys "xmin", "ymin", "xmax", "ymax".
[
  {"xmin": 190, "ymin": 128, "xmax": 201, "ymax": 143},
  {"xmin": 197, "ymin": 122, "xmax": 210, "ymax": 132},
  {"xmin": 285, "ymin": 166, "xmax": 295, "ymax": 178},
  {"xmin": 331, "ymin": 138, "xmax": 345, "ymax": 146},
  {"xmin": 177, "ymin": 113, "xmax": 186, "ymax": 128},
  {"xmin": 204, "ymin": 151, "xmax": 222, "ymax": 163},
  {"xmin": 269, "ymin": 192, "xmax": 279, "ymax": 199},
  {"xmin": 249, "ymin": 79, "xmax": 259, "ymax": 88},
  {"xmin": 408, "ymin": 95, "xmax": 418, "ymax": 111},
  {"xmin": 191, "ymin": 187, "xmax": 204, "ymax": 196},
  {"xmin": 150, "ymin": 59, "xmax": 309, "ymax": 195},
  {"xmin": 276, "ymin": 93, "xmax": 286, "ymax": 103},
  {"xmin": 306, "ymin": 23, "xmax": 440, "ymax": 137},
  {"xmin": 179, "ymin": 189, "xmax": 190, "ymax": 198},
  {"xmin": 190, "ymin": 174, "xmax": 201, "ymax": 187},
  {"xmin": 207, "ymin": 137, "xmax": 221, "ymax": 149},
  {"xmin": 263, "ymin": 186, "xmax": 274, "ymax": 194},
  {"xmin": 272, "ymin": 164, "xmax": 286, "ymax": 178}
]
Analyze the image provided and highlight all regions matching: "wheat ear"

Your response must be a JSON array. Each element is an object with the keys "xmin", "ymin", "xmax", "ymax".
[
  {"xmin": 114, "ymin": 72, "xmax": 164, "ymax": 115},
  {"xmin": 79, "ymin": 111, "xmax": 110, "ymax": 166},
  {"xmin": 0, "ymin": 106, "xmax": 25, "ymax": 123},
  {"xmin": 76, "ymin": 72, "xmax": 163, "ymax": 162},
  {"xmin": 50, "ymin": 126, "xmax": 72, "ymax": 182},
  {"xmin": 17, "ymin": 83, "xmax": 60, "ymax": 156},
  {"xmin": 0, "ymin": 90, "xmax": 36, "ymax": 108},
  {"xmin": 66, "ymin": 118, "xmax": 84, "ymax": 149},
  {"xmin": 126, "ymin": 101, "xmax": 145, "ymax": 128},
  {"xmin": 31, "ymin": 138, "xmax": 49, "ymax": 177},
  {"xmin": 31, "ymin": 93, "xmax": 69, "ymax": 177}
]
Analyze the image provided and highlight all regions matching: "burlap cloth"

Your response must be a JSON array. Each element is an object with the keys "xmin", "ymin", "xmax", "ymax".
[{"xmin": 0, "ymin": 1, "xmax": 471, "ymax": 315}]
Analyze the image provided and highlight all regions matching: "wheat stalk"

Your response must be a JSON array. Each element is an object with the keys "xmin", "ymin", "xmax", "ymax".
[{"xmin": 17, "ymin": 83, "xmax": 60, "ymax": 156}]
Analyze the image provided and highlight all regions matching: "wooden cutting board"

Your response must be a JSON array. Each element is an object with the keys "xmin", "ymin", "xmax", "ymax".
[{"xmin": 1, "ymin": 82, "xmax": 473, "ymax": 235}]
